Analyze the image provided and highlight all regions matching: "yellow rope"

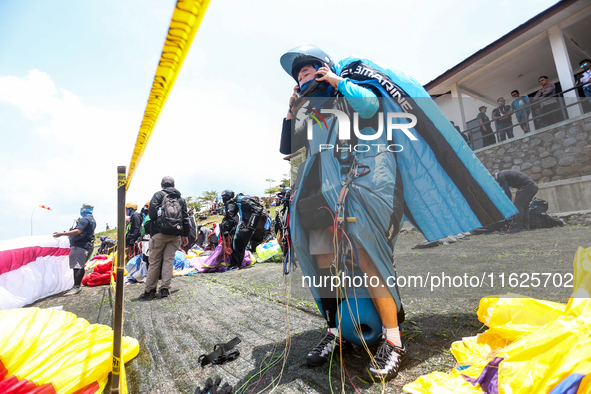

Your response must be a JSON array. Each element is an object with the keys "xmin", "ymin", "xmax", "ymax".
[{"xmin": 126, "ymin": 0, "xmax": 211, "ymax": 189}]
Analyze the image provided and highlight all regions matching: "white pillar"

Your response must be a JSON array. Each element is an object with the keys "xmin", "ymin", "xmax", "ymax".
[
  {"xmin": 450, "ymin": 82, "xmax": 467, "ymax": 131},
  {"xmin": 548, "ymin": 25, "xmax": 583, "ymax": 118}
]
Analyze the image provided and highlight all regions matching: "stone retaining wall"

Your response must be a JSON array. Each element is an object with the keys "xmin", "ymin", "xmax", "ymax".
[{"xmin": 475, "ymin": 113, "xmax": 591, "ymax": 183}]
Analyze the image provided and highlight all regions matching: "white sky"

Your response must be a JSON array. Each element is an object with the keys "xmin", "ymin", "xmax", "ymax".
[{"xmin": 0, "ymin": 0, "xmax": 559, "ymax": 241}]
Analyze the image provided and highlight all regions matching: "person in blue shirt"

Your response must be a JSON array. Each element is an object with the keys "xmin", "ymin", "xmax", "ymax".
[
  {"xmin": 280, "ymin": 45, "xmax": 517, "ymax": 383},
  {"xmin": 281, "ymin": 46, "xmax": 408, "ymax": 382},
  {"xmin": 510, "ymin": 90, "xmax": 531, "ymax": 133},
  {"xmin": 53, "ymin": 203, "xmax": 96, "ymax": 295}
]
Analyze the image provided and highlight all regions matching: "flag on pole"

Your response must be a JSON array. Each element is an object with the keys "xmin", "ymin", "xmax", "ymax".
[{"xmin": 39, "ymin": 205, "xmax": 53, "ymax": 211}]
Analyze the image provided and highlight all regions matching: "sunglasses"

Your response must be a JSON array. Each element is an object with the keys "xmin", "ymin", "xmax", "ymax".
[{"xmin": 581, "ymin": 63, "xmax": 589, "ymax": 68}]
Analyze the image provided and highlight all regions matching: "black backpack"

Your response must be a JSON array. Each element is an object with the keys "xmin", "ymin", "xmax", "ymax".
[
  {"xmin": 236, "ymin": 195, "xmax": 264, "ymax": 229},
  {"xmin": 529, "ymin": 198, "xmax": 549, "ymax": 229},
  {"xmin": 208, "ymin": 232, "xmax": 219, "ymax": 246},
  {"xmin": 158, "ymin": 192, "xmax": 183, "ymax": 235},
  {"xmin": 529, "ymin": 198, "xmax": 563, "ymax": 229}
]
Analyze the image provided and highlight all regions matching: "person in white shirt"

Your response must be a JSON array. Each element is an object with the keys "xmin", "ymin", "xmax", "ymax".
[{"xmin": 578, "ymin": 59, "xmax": 591, "ymax": 98}]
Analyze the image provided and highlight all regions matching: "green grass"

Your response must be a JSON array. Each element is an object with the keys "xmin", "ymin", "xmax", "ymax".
[{"xmin": 94, "ymin": 228, "xmax": 118, "ymax": 247}]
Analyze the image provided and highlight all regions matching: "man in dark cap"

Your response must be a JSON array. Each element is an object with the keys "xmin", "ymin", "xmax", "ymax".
[
  {"xmin": 139, "ymin": 176, "xmax": 190, "ymax": 300},
  {"xmin": 477, "ymin": 105, "xmax": 496, "ymax": 147}
]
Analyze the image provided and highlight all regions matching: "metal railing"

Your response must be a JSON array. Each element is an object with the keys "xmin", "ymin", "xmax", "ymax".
[{"xmin": 461, "ymin": 84, "xmax": 591, "ymax": 150}]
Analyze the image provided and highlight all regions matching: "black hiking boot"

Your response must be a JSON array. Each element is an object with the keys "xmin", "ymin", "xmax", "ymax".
[
  {"xmin": 138, "ymin": 289, "xmax": 156, "ymax": 301},
  {"xmin": 306, "ymin": 330, "xmax": 347, "ymax": 366},
  {"xmin": 160, "ymin": 288, "xmax": 170, "ymax": 298},
  {"xmin": 367, "ymin": 337, "xmax": 408, "ymax": 382}
]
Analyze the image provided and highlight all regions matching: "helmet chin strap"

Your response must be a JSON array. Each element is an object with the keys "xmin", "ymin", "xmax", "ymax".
[{"xmin": 291, "ymin": 78, "xmax": 332, "ymax": 114}]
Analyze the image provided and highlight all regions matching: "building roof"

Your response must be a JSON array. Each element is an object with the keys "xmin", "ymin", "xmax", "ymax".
[{"xmin": 425, "ymin": 0, "xmax": 591, "ymax": 99}]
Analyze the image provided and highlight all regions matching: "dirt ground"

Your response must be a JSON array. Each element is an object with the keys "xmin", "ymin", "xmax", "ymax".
[{"xmin": 31, "ymin": 224, "xmax": 590, "ymax": 394}]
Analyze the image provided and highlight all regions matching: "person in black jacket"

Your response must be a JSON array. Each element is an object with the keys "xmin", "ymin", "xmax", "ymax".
[
  {"xmin": 125, "ymin": 202, "xmax": 143, "ymax": 260},
  {"xmin": 182, "ymin": 208, "xmax": 197, "ymax": 253},
  {"xmin": 220, "ymin": 190, "xmax": 261, "ymax": 270},
  {"xmin": 494, "ymin": 170, "xmax": 538, "ymax": 233},
  {"xmin": 139, "ymin": 176, "xmax": 190, "ymax": 300},
  {"xmin": 220, "ymin": 190, "xmax": 241, "ymax": 269},
  {"xmin": 220, "ymin": 190, "xmax": 237, "ymax": 232}
]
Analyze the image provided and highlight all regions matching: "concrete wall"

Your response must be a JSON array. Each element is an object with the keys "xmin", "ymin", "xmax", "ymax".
[
  {"xmin": 474, "ymin": 112, "xmax": 591, "ymax": 212},
  {"xmin": 536, "ymin": 175, "xmax": 591, "ymax": 213},
  {"xmin": 475, "ymin": 113, "xmax": 591, "ymax": 182}
]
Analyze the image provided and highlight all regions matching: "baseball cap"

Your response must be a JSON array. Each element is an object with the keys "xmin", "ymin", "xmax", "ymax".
[{"xmin": 161, "ymin": 176, "xmax": 175, "ymax": 187}]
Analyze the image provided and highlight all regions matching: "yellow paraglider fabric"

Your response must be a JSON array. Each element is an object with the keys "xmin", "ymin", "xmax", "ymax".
[
  {"xmin": 126, "ymin": 0, "xmax": 211, "ymax": 189},
  {"xmin": 0, "ymin": 308, "xmax": 139, "ymax": 394},
  {"xmin": 404, "ymin": 246, "xmax": 591, "ymax": 394}
]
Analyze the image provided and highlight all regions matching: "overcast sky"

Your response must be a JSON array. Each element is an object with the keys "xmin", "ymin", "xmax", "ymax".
[{"xmin": 0, "ymin": 0, "xmax": 559, "ymax": 241}]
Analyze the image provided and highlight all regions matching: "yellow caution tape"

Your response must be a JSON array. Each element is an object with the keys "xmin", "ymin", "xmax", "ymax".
[
  {"xmin": 111, "ymin": 252, "xmax": 117, "ymax": 292},
  {"xmin": 127, "ymin": 0, "xmax": 211, "ymax": 189},
  {"xmin": 112, "ymin": 355, "xmax": 121, "ymax": 375}
]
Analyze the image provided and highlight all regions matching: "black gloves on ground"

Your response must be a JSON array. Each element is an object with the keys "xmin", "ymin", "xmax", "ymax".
[{"xmin": 195, "ymin": 377, "xmax": 233, "ymax": 394}]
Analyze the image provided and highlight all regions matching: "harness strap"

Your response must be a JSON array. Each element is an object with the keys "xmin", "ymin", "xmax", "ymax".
[
  {"xmin": 333, "ymin": 158, "xmax": 364, "ymax": 267},
  {"xmin": 236, "ymin": 196, "xmax": 243, "ymax": 222},
  {"xmin": 198, "ymin": 337, "xmax": 241, "ymax": 367}
]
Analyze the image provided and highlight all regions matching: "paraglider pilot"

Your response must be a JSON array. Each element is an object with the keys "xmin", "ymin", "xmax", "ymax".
[{"xmin": 279, "ymin": 45, "xmax": 517, "ymax": 383}]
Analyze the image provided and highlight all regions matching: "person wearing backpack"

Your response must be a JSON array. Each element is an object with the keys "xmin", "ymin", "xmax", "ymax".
[
  {"xmin": 125, "ymin": 202, "xmax": 143, "ymax": 260},
  {"xmin": 220, "ymin": 190, "xmax": 263, "ymax": 270},
  {"xmin": 182, "ymin": 208, "xmax": 198, "ymax": 253},
  {"xmin": 139, "ymin": 176, "xmax": 190, "ymax": 300},
  {"xmin": 279, "ymin": 45, "xmax": 517, "ymax": 383}
]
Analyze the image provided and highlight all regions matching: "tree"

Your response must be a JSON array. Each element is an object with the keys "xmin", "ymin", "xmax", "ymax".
[
  {"xmin": 280, "ymin": 173, "xmax": 290, "ymax": 188},
  {"xmin": 265, "ymin": 186, "xmax": 282, "ymax": 196},
  {"xmin": 197, "ymin": 190, "xmax": 219, "ymax": 209},
  {"xmin": 289, "ymin": 151, "xmax": 305, "ymax": 186},
  {"xmin": 265, "ymin": 178, "xmax": 275, "ymax": 196},
  {"xmin": 185, "ymin": 196, "xmax": 203, "ymax": 213}
]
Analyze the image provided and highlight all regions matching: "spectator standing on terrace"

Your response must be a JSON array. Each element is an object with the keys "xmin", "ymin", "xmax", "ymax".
[
  {"xmin": 53, "ymin": 203, "xmax": 96, "ymax": 295},
  {"xmin": 477, "ymin": 106, "xmax": 496, "ymax": 147},
  {"xmin": 510, "ymin": 90, "xmax": 531, "ymax": 133},
  {"xmin": 492, "ymin": 97, "xmax": 514, "ymax": 141},
  {"xmin": 494, "ymin": 170, "xmax": 538, "ymax": 234},
  {"xmin": 534, "ymin": 76, "xmax": 561, "ymax": 127},
  {"xmin": 577, "ymin": 59, "xmax": 591, "ymax": 98}
]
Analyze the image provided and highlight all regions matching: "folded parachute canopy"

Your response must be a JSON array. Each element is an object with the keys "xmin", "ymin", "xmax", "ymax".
[
  {"xmin": 0, "ymin": 235, "xmax": 72, "ymax": 310},
  {"xmin": 0, "ymin": 307, "xmax": 139, "ymax": 394},
  {"xmin": 403, "ymin": 245, "xmax": 591, "ymax": 394},
  {"xmin": 82, "ymin": 259, "xmax": 116, "ymax": 287}
]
